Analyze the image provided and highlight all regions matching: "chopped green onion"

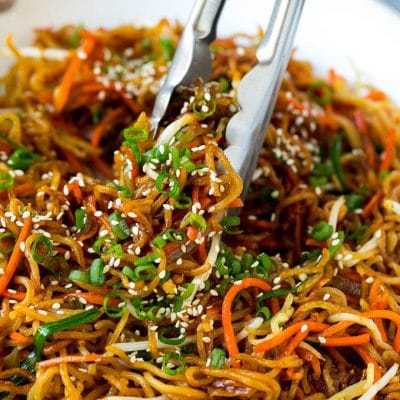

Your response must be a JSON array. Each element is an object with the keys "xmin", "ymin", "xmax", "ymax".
[
  {"xmin": 106, "ymin": 243, "xmax": 124, "ymax": 257},
  {"xmin": 218, "ymin": 76, "xmax": 230, "ymax": 93},
  {"xmin": 172, "ymin": 193, "xmax": 192, "ymax": 209},
  {"xmin": 31, "ymin": 235, "xmax": 53, "ymax": 263},
  {"xmin": 103, "ymin": 293, "xmax": 127, "ymax": 318},
  {"xmin": 133, "ymin": 264, "xmax": 157, "ymax": 281},
  {"xmin": 310, "ymin": 176, "xmax": 328, "ymax": 187},
  {"xmin": 0, "ymin": 172, "xmax": 13, "ymax": 190},
  {"xmin": 347, "ymin": 224, "xmax": 370, "ymax": 243},
  {"xmin": 159, "ymin": 326, "xmax": 186, "ymax": 345},
  {"xmin": 74, "ymin": 208, "xmax": 86, "ymax": 231},
  {"xmin": 182, "ymin": 212, "xmax": 207, "ymax": 232},
  {"xmin": 67, "ymin": 24, "xmax": 83, "ymax": 48},
  {"xmin": 93, "ymin": 236, "xmax": 117, "ymax": 254},
  {"xmin": 106, "ymin": 181, "xmax": 133, "ymax": 198},
  {"xmin": 152, "ymin": 236, "xmax": 166, "ymax": 249},
  {"xmin": 257, "ymin": 287, "xmax": 297, "ymax": 310},
  {"xmin": 192, "ymin": 98, "xmax": 217, "ymax": 119},
  {"xmin": 134, "ymin": 252, "xmax": 160, "ymax": 266},
  {"xmin": 122, "ymin": 140, "xmax": 142, "ymax": 164},
  {"xmin": 0, "ymin": 231, "xmax": 16, "ymax": 254},
  {"xmin": 254, "ymin": 253, "xmax": 273, "ymax": 277},
  {"xmin": 109, "ymin": 211, "xmax": 130, "ymax": 240},
  {"xmin": 345, "ymin": 192, "xmax": 367, "ymax": 212},
  {"xmin": 122, "ymin": 266, "xmax": 136, "ymax": 281},
  {"xmin": 328, "ymin": 231, "xmax": 345, "ymax": 259},
  {"xmin": 68, "ymin": 269, "xmax": 90, "ymax": 283},
  {"xmin": 155, "ymin": 171, "xmax": 181, "ymax": 197},
  {"xmin": 34, "ymin": 307, "xmax": 100, "ymax": 356},
  {"xmin": 123, "ymin": 126, "xmax": 149, "ymax": 142},
  {"xmin": 171, "ymin": 148, "xmax": 180, "ymax": 172},
  {"xmin": 89, "ymin": 258, "xmax": 105, "ymax": 286},
  {"xmin": 307, "ymin": 81, "xmax": 332, "ymax": 105},
  {"xmin": 257, "ymin": 306, "xmax": 272, "ymax": 320},
  {"xmin": 136, "ymin": 350, "xmax": 153, "ymax": 362},
  {"xmin": 146, "ymin": 305, "xmax": 166, "ymax": 322},
  {"xmin": 181, "ymin": 283, "xmax": 195, "ymax": 300},
  {"xmin": 211, "ymin": 348, "xmax": 226, "ymax": 369},
  {"xmin": 163, "ymin": 228, "xmax": 187, "ymax": 243},
  {"xmin": 7, "ymin": 148, "xmax": 39, "ymax": 171},
  {"xmin": 331, "ymin": 134, "xmax": 348, "ymax": 191},
  {"xmin": 311, "ymin": 221, "xmax": 333, "ymax": 242},
  {"xmin": 159, "ymin": 37, "xmax": 174, "ymax": 62},
  {"xmin": 221, "ymin": 215, "xmax": 243, "ymax": 235},
  {"xmin": 162, "ymin": 352, "xmax": 184, "ymax": 376}
]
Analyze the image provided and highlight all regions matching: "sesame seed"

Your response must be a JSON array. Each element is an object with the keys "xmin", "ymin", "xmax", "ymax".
[
  {"xmin": 38, "ymin": 310, "xmax": 48, "ymax": 316},
  {"xmin": 19, "ymin": 242, "xmax": 25, "ymax": 252},
  {"xmin": 273, "ymin": 276, "xmax": 281, "ymax": 284},
  {"xmin": 318, "ymin": 336, "xmax": 327, "ymax": 344},
  {"xmin": 323, "ymin": 293, "xmax": 331, "ymax": 301},
  {"xmin": 52, "ymin": 303, "xmax": 61, "ymax": 309},
  {"xmin": 301, "ymin": 324, "xmax": 308, "ymax": 333},
  {"xmin": 366, "ymin": 277, "xmax": 374, "ymax": 284},
  {"xmin": 202, "ymin": 336, "xmax": 211, "ymax": 343}
]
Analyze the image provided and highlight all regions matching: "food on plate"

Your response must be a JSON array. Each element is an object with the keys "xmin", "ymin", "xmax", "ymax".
[{"xmin": 0, "ymin": 19, "xmax": 399, "ymax": 399}]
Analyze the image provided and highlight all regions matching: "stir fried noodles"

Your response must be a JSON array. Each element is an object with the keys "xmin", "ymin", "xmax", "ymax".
[{"xmin": 0, "ymin": 20, "xmax": 400, "ymax": 400}]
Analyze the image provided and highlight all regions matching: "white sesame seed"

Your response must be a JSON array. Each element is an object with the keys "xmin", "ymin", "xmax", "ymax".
[
  {"xmin": 273, "ymin": 276, "xmax": 281, "ymax": 284},
  {"xmin": 202, "ymin": 336, "xmax": 211, "ymax": 343},
  {"xmin": 318, "ymin": 336, "xmax": 327, "ymax": 344},
  {"xmin": 19, "ymin": 242, "xmax": 25, "ymax": 252},
  {"xmin": 38, "ymin": 310, "xmax": 48, "ymax": 315},
  {"xmin": 365, "ymin": 277, "xmax": 374, "ymax": 284},
  {"xmin": 301, "ymin": 324, "xmax": 308, "ymax": 333},
  {"xmin": 323, "ymin": 293, "xmax": 331, "ymax": 301},
  {"xmin": 51, "ymin": 303, "xmax": 61, "ymax": 310}
]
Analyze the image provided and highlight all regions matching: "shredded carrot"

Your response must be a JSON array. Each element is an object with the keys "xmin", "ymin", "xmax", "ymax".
[
  {"xmin": 281, "ymin": 329, "xmax": 309, "ymax": 356},
  {"xmin": 0, "ymin": 290, "xmax": 26, "ymax": 301},
  {"xmin": 296, "ymin": 347, "xmax": 321, "ymax": 379},
  {"xmin": 362, "ymin": 191, "xmax": 384, "ymax": 218},
  {"xmin": 366, "ymin": 89, "xmax": 386, "ymax": 101},
  {"xmin": 222, "ymin": 278, "xmax": 271, "ymax": 359},
  {"xmin": 196, "ymin": 241, "xmax": 207, "ymax": 263},
  {"xmin": 12, "ymin": 182, "xmax": 36, "ymax": 197},
  {"xmin": 59, "ymin": 148, "xmax": 85, "ymax": 174},
  {"xmin": 354, "ymin": 110, "xmax": 367, "ymax": 134},
  {"xmin": 187, "ymin": 227, "xmax": 199, "ymax": 242},
  {"xmin": 0, "ymin": 216, "xmax": 31, "ymax": 295},
  {"xmin": 91, "ymin": 107, "xmax": 124, "ymax": 147},
  {"xmin": 320, "ymin": 320, "xmax": 354, "ymax": 337},
  {"xmin": 36, "ymin": 353, "xmax": 104, "ymax": 369},
  {"xmin": 8, "ymin": 331, "xmax": 31, "ymax": 345},
  {"xmin": 192, "ymin": 186, "xmax": 200, "ymax": 204},
  {"xmin": 54, "ymin": 35, "xmax": 97, "ymax": 112},
  {"xmin": 163, "ymin": 242, "xmax": 179, "ymax": 254},
  {"xmin": 90, "ymin": 155, "xmax": 115, "ymax": 180},
  {"xmin": 253, "ymin": 321, "xmax": 328, "ymax": 354},
  {"xmin": 199, "ymin": 197, "xmax": 212, "ymax": 209},
  {"xmin": 380, "ymin": 127, "xmax": 397, "ymax": 172},
  {"xmin": 62, "ymin": 292, "xmax": 119, "ymax": 307},
  {"xmin": 362, "ymin": 310, "xmax": 400, "ymax": 351},
  {"xmin": 309, "ymin": 334, "xmax": 370, "ymax": 347},
  {"xmin": 67, "ymin": 181, "xmax": 84, "ymax": 204},
  {"xmin": 353, "ymin": 345, "xmax": 381, "ymax": 382},
  {"xmin": 228, "ymin": 198, "xmax": 244, "ymax": 208}
]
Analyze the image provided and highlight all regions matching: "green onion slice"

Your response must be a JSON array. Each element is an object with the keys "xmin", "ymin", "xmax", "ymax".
[
  {"xmin": 123, "ymin": 126, "xmax": 149, "ymax": 142},
  {"xmin": 109, "ymin": 211, "xmax": 130, "ymax": 240},
  {"xmin": 89, "ymin": 258, "xmax": 105, "ymax": 286},
  {"xmin": 68, "ymin": 270, "xmax": 90, "ymax": 283},
  {"xmin": 93, "ymin": 236, "xmax": 117, "ymax": 254},
  {"xmin": 182, "ymin": 212, "xmax": 207, "ymax": 232},
  {"xmin": 74, "ymin": 208, "xmax": 86, "ymax": 231},
  {"xmin": 155, "ymin": 171, "xmax": 181, "ymax": 197},
  {"xmin": 31, "ymin": 235, "xmax": 53, "ymax": 263},
  {"xmin": 311, "ymin": 221, "xmax": 334, "ymax": 242},
  {"xmin": 307, "ymin": 81, "xmax": 332, "ymax": 105},
  {"xmin": 163, "ymin": 228, "xmax": 187, "ymax": 244},
  {"xmin": 7, "ymin": 148, "xmax": 39, "ymax": 171},
  {"xmin": 106, "ymin": 181, "xmax": 133, "ymax": 198},
  {"xmin": 192, "ymin": 98, "xmax": 217, "ymax": 119},
  {"xmin": 172, "ymin": 193, "xmax": 192, "ymax": 209},
  {"xmin": 211, "ymin": 348, "xmax": 226, "ymax": 368},
  {"xmin": 0, "ymin": 172, "xmax": 14, "ymax": 190},
  {"xmin": 134, "ymin": 252, "xmax": 160, "ymax": 266},
  {"xmin": 0, "ymin": 231, "xmax": 16, "ymax": 255},
  {"xmin": 162, "ymin": 352, "xmax": 184, "ymax": 376},
  {"xmin": 159, "ymin": 326, "xmax": 186, "ymax": 345},
  {"xmin": 103, "ymin": 293, "xmax": 127, "ymax": 318}
]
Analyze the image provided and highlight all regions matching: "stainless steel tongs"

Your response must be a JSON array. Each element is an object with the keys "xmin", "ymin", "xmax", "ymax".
[{"xmin": 150, "ymin": 0, "xmax": 305, "ymax": 197}]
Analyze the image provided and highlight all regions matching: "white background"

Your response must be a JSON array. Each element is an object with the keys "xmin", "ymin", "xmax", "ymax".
[{"xmin": 0, "ymin": 0, "xmax": 399, "ymax": 102}]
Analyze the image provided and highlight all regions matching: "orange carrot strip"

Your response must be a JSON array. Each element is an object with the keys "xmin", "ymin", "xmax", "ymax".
[
  {"xmin": 163, "ymin": 242, "xmax": 179, "ymax": 254},
  {"xmin": 270, "ymin": 297, "xmax": 280, "ymax": 315},
  {"xmin": 222, "ymin": 278, "xmax": 271, "ymax": 358},
  {"xmin": 320, "ymin": 320, "xmax": 354, "ymax": 337},
  {"xmin": 296, "ymin": 347, "xmax": 321, "ymax": 379},
  {"xmin": 91, "ymin": 108, "xmax": 124, "ymax": 147},
  {"xmin": 36, "ymin": 353, "xmax": 104, "ymax": 369},
  {"xmin": 362, "ymin": 191, "xmax": 384, "ymax": 218},
  {"xmin": 67, "ymin": 181, "xmax": 83, "ymax": 204},
  {"xmin": 354, "ymin": 110, "xmax": 367, "ymax": 134},
  {"xmin": 1, "ymin": 290, "xmax": 26, "ymax": 301},
  {"xmin": 305, "ymin": 238, "xmax": 327, "ymax": 248},
  {"xmin": 312, "ymin": 334, "xmax": 370, "ymax": 347},
  {"xmin": 366, "ymin": 89, "xmax": 386, "ymax": 101},
  {"xmin": 380, "ymin": 127, "xmax": 397, "ymax": 172},
  {"xmin": 13, "ymin": 182, "xmax": 36, "ymax": 196},
  {"xmin": 0, "ymin": 216, "xmax": 31, "ymax": 294},
  {"xmin": 362, "ymin": 310, "xmax": 400, "ymax": 351},
  {"xmin": 353, "ymin": 345, "xmax": 381, "ymax": 382},
  {"xmin": 9, "ymin": 331, "xmax": 30, "ymax": 345},
  {"xmin": 192, "ymin": 186, "xmax": 200, "ymax": 203},
  {"xmin": 197, "ymin": 241, "xmax": 207, "ymax": 263},
  {"xmin": 228, "ymin": 198, "xmax": 244, "ymax": 208},
  {"xmin": 187, "ymin": 227, "xmax": 199, "ymax": 242},
  {"xmin": 281, "ymin": 329, "xmax": 309, "ymax": 356},
  {"xmin": 62, "ymin": 292, "xmax": 119, "ymax": 307},
  {"xmin": 54, "ymin": 35, "xmax": 97, "ymax": 112},
  {"xmin": 253, "ymin": 321, "xmax": 329, "ymax": 353}
]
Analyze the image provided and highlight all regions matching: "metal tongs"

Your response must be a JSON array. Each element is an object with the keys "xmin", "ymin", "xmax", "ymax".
[{"xmin": 151, "ymin": 0, "xmax": 305, "ymax": 197}]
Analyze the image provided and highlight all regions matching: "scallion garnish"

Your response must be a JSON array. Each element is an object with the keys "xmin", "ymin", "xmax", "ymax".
[
  {"xmin": 134, "ymin": 252, "xmax": 160, "ymax": 266},
  {"xmin": 221, "ymin": 215, "xmax": 243, "ymax": 235},
  {"xmin": 311, "ymin": 221, "xmax": 333, "ymax": 242},
  {"xmin": 152, "ymin": 236, "xmax": 166, "ymax": 249},
  {"xmin": 192, "ymin": 97, "xmax": 217, "ymax": 119},
  {"xmin": 0, "ymin": 231, "xmax": 16, "ymax": 254},
  {"xmin": 218, "ymin": 76, "xmax": 230, "ymax": 93},
  {"xmin": 103, "ymin": 293, "xmax": 127, "ymax": 318},
  {"xmin": 68, "ymin": 270, "xmax": 90, "ymax": 283},
  {"xmin": 106, "ymin": 181, "xmax": 133, "ymax": 198},
  {"xmin": 162, "ymin": 352, "xmax": 184, "ymax": 376},
  {"xmin": 256, "ymin": 306, "xmax": 272, "ymax": 320},
  {"xmin": 172, "ymin": 193, "xmax": 192, "ymax": 209},
  {"xmin": 155, "ymin": 171, "xmax": 181, "ymax": 197},
  {"xmin": 74, "ymin": 208, "xmax": 86, "ymax": 231},
  {"xmin": 146, "ymin": 305, "xmax": 166, "ymax": 322},
  {"xmin": 182, "ymin": 212, "xmax": 207, "ymax": 232},
  {"xmin": 31, "ymin": 235, "xmax": 53, "ymax": 263},
  {"xmin": 159, "ymin": 326, "xmax": 186, "ymax": 345},
  {"xmin": 89, "ymin": 258, "xmax": 105, "ymax": 286},
  {"xmin": 67, "ymin": 24, "xmax": 83, "ymax": 48},
  {"xmin": 307, "ymin": 81, "xmax": 332, "ymax": 105},
  {"xmin": 0, "ymin": 172, "xmax": 14, "ymax": 190},
  {"xmin": 7, "ymin": 148, "xmax": 39, "ymax": 171},
  {"xmin": 109, "ymin": 211, "xmax": 130, "ymax": 240},
  {"xmin": 132, "ymin": 264, "xmax": 157, "ymax": 281},
  {"xmin": 159, "ymin": 37, "xmax": 174, "ymax": 62},
  {"xmin": 93, "ymin": 236, "xmax": 117, "ymax": 254},
  {"xmin": 171, "ymin": 147, "xmax": 180, "ymax": 172},
  {"xmin": 123, "ymin": 126, "xmax": 149, "ymax": 142},
  {"xmin": 164, "ymin": 228, "xmax": 187, "ymax": 244},
  {"xmin": 211, "ymin": 348, "xmax": 226, "ymax": 368}
]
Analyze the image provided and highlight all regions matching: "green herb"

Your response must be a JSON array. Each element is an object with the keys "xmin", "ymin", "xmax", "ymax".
[
  {"xmin": 159, "ymin": 326, "xmax": 186, "ymax": 345},
  {"xmin": 307, "ymin": 81, "xmax": 332, "ymax": 105},
  {"xmin": 146, "ymin": 305, "xmax": 166, "ymax": 322},
  {"xmin": 347, "ymin": 223, "xmax": 370, "ymax": 243},
  {"xmin": 162, "ymin": 352, "xmax": 184, "ymax": 375},
  {"xmin": 89, "ymin": 258, "xmax": 105, "ymax": 286},
  {"xmin": 106, "ymin": 181, "xmax": 133, "ymax": 198},
  {"xmin": 31, "ymin": 235, "xmax": 53, "ymax": 263},
  {"xmin": 163, "ymin": 228, "xmax": 187, "ymax": 243},
  {"xmin": 152, "ymin": 236, "xmax": 166, "ymax": 249},
  {"xmin": 328, "ymin": 231, "xmax": 345, "ymax": 259},
  {"xmin": 123, "ymin": 126, "xmax": 149, "ymax": 142},
  {"xmin": 155, "ymin": 171, "xmax": 181, "ymax": 197},
  {"xmin": 142, "ymin": 38, "xmax": 152, "ymax": 50},
  {"xmin": 93, "ymin": 236, "xmax": 117, "ymax": 254},
  {"xmin": 74, "ymin": 208, "xmax": 86, "ymax": 231},
  {"xmin": 256, "ymin": 306, "xmax": 272, "ymax": 320},
  {"xmin": 109, "ymin": 211, "xmax": 130, "ymax": 240},
  {"xmin": 134, "ymin": 252, "xmax": 159, "ymax": 266},
  {"xmin": 192, "ymin": 98, "xmax": 217, "ymax": 119},
  {"xmin": 67, "ymin": 24, "xmax": 83, "ymax": 48},
  {"xmin": 0, "ymin": 231, "xmax": 16, "ymax": 254},
  {"xmin": 182, "ymin": 213, "xmax": 207, "ymax": 232},
  {"xmin": 131, "ymin": 264, "xmax": 157, "ymax": 281},
  {"xmin": 221, "ymin": 215, "xmax": 243, "ymax": 235},
  {"xmin": 159, "ymin": 37, "xmax": 174, "ymax": 62},
  {"xmin": 218, "ymin": 76, "xmax": 230, "ymax": 93},
  {"xmin": 0, "ymin": 172, "xmax": 13, "ymax": 190},
  {"xmin": 7, "ymin": 148, "xmax": 39, "ymax": 171},
  {"xmin": 311, "ymin": 221, "xmax": 333, "ymax": 242},
  {"xmin": 211, "ymin": 348, "xmax": 226, "ymax": 368},
  {"xmin": 103, "ymin": 293, "xmax": 127, "ymax": 318},
  {"xmin": 68, "ymin": 270, "xmax": 90, "ymax": 283},
  {"xmin": 172, "ymin": 193, "xmax": 192, "ymax": 209}
]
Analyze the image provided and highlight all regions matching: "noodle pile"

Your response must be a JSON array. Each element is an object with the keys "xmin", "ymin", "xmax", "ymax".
[{"xmin": 0, "ymin": 20, "xmax": 399, "ymax": 400}]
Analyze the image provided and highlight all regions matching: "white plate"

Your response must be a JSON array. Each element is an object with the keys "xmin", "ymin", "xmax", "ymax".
[{"xmin": 0, "ymin": 0, "xmax": 399, "ymax": 103}]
